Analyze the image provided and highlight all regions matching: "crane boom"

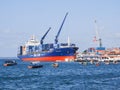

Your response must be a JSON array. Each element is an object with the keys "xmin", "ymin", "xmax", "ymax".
[
  {"xmin": 41, "ymin": 27, "xmax": 51, "ymax": 45},
  {"xmin": 55, "ymin": 12, "xmax": 68, "ymax": 44}
]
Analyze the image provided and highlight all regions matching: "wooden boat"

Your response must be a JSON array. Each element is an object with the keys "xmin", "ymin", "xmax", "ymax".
[
  {"xmin": 28, "ymin": 65, "xmax": 43, "ymax": 69},
  {"xmin": 3, "ymin": 60, "xmax": 17, "ymax": 66},
  {"xmin": 28, "ymin": 62, "xmax": 43, "ymax": 69},
  {"xmin": 52, "ymin": 63, "xmax": 59, "ymax": 67}
]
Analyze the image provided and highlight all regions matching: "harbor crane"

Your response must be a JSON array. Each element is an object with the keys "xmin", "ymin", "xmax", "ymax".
[{"xmin": 94, "ymin": 20, "xmax": 102, "ymax": 47}]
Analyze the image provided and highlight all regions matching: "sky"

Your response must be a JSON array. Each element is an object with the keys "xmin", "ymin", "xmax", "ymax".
[{"xmin": 0, "ymin": 0, "xmax": 120, "ymax": 57}]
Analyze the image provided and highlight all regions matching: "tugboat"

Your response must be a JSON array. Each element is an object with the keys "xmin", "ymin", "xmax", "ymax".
[
  {"xmin": 3, "ymin": 60, "xmax": 17, "ymax": 66},
  {"xmin": 28, "ymin": 62, "xmax": 43, "ymax": 69}
]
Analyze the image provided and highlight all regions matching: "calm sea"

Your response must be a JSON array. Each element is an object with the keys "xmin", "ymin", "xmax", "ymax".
[{"xmin": 0, "ymin": 58, "xmax": 120, "ymax": 90}]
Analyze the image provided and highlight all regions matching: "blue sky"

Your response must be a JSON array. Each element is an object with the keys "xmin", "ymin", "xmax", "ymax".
[{"xmin": 0, "ymin": 0, "xmax": 120, "ymax": 57}]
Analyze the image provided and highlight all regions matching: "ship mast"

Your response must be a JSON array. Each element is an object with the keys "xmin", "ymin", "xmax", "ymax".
[
  {"xmin": 94, "ymin": 20, "xmax": 102, "ymax": 47},
  {"xmin": 55, "ymin": 12, "xmax": 68, "ymax": 44},
  {"xmin": 67, "ymin": 36, "xmax": 70, "ymax": 46}
]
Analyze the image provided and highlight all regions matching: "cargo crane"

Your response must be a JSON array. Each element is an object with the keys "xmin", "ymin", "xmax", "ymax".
[
  {"xmin": 94, "ymin": 20, "xmax": 105, "ymax": 55},
  {"xmin": 40, "ymin": 27, "xmax": 51, "ymax": 45},
  {"xmin": 94, "ymin": 20, "xmax": 102, "ymax": 47},
  {"xmin": 55, "ymin": 12, "xmax": 68, "ymax": 44}
]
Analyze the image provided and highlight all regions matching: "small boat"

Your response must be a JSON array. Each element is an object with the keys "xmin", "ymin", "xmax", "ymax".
[
  {"xmin": 95, "ymin": 61, "xmax": 100, "ymax": 66},
  {"xmin": 28, "ymin": 62, "xmax": 43, "ymax": 69},
  {"xmin": 96, "ymin": 63, "xmax": 100, "ymax": 66},
  {"xmin": 52, "ymin": 63, "xmax": 59, "ymax": 67},
  {"xmin": 104, "ymin": 60, "xmax": 110, "ymax": 65},
  {"xmin": 113, "ymin": 60, "xmax": 118, "ymax": 64},
  {"xmin": 90, "ymin": 59, "xmax": 94, "ymax": 64},
  {"xmin": 3, "ymin": 60, "xmax": 17, "ymax": 66}
]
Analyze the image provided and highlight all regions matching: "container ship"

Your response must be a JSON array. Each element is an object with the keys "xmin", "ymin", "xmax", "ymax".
[{"xmin": 17, "ymin": 13, "xmax": 79, "ymax": 62}]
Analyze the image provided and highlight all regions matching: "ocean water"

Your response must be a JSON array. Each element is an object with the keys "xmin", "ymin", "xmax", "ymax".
[{"xmin": 0, "ymin": 59, "xmax": 120, "ymax": 90}]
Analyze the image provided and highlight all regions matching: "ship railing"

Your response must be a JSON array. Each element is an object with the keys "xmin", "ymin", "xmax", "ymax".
[
  {"xmin": 26, "ymin": 51, "xmax": 40, "ymax": 55},
  {"xmin": 59, "ymin": 43, "xmax": 76, "ymax": 48}
]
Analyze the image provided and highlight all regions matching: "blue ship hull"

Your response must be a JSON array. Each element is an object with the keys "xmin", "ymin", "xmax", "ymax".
[{"xmin": 18, "ymin": 47, "xmax": 78, "ymax": 62}]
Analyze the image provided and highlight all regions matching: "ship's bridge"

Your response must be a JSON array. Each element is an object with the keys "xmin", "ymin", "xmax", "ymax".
[{"xmin": 25, "ymin": 35, "xmax": 40, "ymax": 46}]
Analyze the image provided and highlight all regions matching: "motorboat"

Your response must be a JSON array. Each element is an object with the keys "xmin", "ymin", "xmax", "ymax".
[
  {"xmin": 28, "ymin": 62, "xmax": 43, "ymax": 69},
  {"xmin": 3, "ymin": 60, "xmax": 17, "ymax": 66}
]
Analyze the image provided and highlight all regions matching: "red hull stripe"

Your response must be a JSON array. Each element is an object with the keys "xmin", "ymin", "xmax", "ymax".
[{"xmin": 22, "ymin": 56, "xmax": 76, "ymax": 62}]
